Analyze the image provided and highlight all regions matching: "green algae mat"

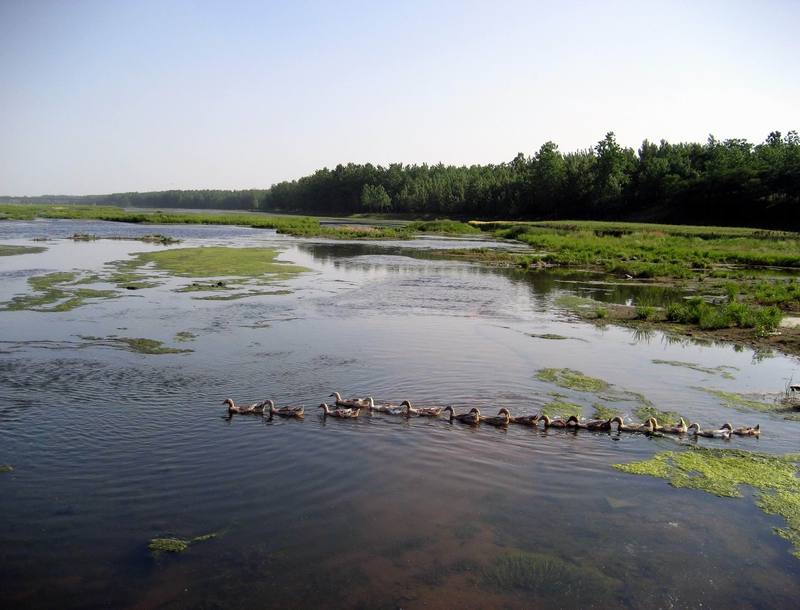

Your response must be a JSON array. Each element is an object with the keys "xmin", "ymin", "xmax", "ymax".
[
  {"xmin": 615, "ymin": 448, "xmax": 800, "ymax": 558},
  {"xmin": 0, "ymin": 247, "xmax": 309, "ymax": 311}
]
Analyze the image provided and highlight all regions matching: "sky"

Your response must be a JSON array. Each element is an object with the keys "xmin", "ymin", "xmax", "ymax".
[{"xmin": 1, "ymin": 0, "xmax": 798, "ymax": 196}]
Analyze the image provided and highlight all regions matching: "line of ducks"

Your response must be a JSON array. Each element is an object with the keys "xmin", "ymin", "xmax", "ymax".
[{"xmin": 223, "ymin": 392, "xmax": 761, "ymax": 438}]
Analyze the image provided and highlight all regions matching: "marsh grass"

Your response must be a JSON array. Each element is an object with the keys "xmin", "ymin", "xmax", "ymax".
[{"xmin": 615, "ymin": 448, "xmax": 800, "ymax": 557}]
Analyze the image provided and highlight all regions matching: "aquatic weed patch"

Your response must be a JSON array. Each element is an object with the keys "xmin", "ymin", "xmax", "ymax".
[
  {"xmin": 0, "ymin": 464, "xmax": 13, "ymax": 474},
  {"xmin": 652, "ymin": 359, "xmax": 738, "ymax": 379},
  {"xmin": 482, "ymin": 551, "xmax": 618, "ymax": 600},
  {"xmin": 148, "ymin": 532, "xmax": 217, "ymax": 554},
  {"xmin": 615, "ymin": 448, "xmax": 800, "ymax": 557},
  {"xmin": 1, "ymin": 271, "xmax": 119, "ymax": 312},
  {"xmin": 536, "ymin": 368, "xmax": 610, "ymax": 393},
  {"xmin": 174, "ymin": 331, "xmax": 197, "ymax": 342},
  {"xmin": 126, "ymin": 246, "xmax": 309, "ymax": 278},
  {"xmin": 698, "ymin": 387, "xmax": 798, "ymax": 419},
  {"xmin": 541, "ymin": 400, "xmax": 583, "ymax": 419},
  {"xmin": 81, "ymin": 336, "xmax": 192, "ymax": 355},
  {"xmin": 0, "ymin": 244, "xmax": 46, "ymax": 256},
  {"xmin": 633, "ymin": 405, "xmax": 683, "ymax": 424}
]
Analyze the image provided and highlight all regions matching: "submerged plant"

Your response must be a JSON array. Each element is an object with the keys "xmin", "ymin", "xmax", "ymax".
[
  {"xmin": 148, "ymin": 532, "xmax": 217, "ymax": 554},
  {"xmin": 482, "ymin": 551, "xmax": 617, "ymax": 599},
  {"xmin": 615, "ymin": 448, "xmax": 800, "ymax": 558}
]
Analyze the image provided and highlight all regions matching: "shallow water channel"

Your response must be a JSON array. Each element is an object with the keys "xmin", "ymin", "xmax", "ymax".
[{"xmin": 1, "ymin": 219, "xmax": 799, "ymax": 609}]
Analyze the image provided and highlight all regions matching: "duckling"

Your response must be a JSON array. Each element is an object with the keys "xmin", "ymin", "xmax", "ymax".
[
  {"xmin": 567, "ymin": 415, "xmax": 611, "ymax": 431},
  {"xmin": 610, "ymin": 416, "xmax": 657, "ymax": 433},
  {"xmin": 222, "ymin": 398, "xmax": 268, "ymax": 415},
  {"xmin": 498, "ymin": 407, "xmax": 540, "ymax": 425},
  {"xmin": 443, "ymin": 406, "xmax": 481, "ymax": 425},
  {"xmin": 721, "ymin": 422, "xmax": 760, "ymax": 436},
  {"xmin": 366, "ymin": 397, "xmax": 406, "ymax": 415},
  {"xmin": 658, "ymin": 418, "xmax": 688, "ymax": 435},
  {"xmin": 687, "ymin": 422, "xmax": 731, "ymax": 439},
  {"xmin": 318, "ymin": 403, "xmax": 361, "ymax": 418},
  {"xmin": 481, "ymin": 409, "xmax": 511, "ymax": 427},
  {"xmin": 539, "ymin": 415, "xmax": 571, "ymax": 429},
  {"xmin": 265, "ymin": 400, "xmax": 305, "ymax": 418},
  {"xmin": 329, "ymin": 392, "xmax": 369, "ymax": 408},
  {"xmin": 400, "ymin": 400, "xmax": 444, "ymax": 417}
]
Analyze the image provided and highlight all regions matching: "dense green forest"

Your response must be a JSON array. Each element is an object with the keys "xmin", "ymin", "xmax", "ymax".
[{"xmin": 3, "ymin": 131, "xmax": 798, "ymax": 229}]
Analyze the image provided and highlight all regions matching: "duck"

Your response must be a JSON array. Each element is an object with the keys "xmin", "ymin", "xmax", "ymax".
[
  {"xmin": 329, "ymin": 392, "xmax": 370, "ymax": 409},
  {"xmin": 366, "ymin": 397, "xmax": 406, "ymax": 415},
  {"xmin": 400, "ymin": 400, "xmax": 444, "ymax": 418},
  {"xmin": 265, "ymin": 400, "xmax": 304, "ymax": 418},
  {"xmin": 567, "ymin": 415, "xmax": 613, "ymax": 431},
  {"xmin": 656, "ymin": 418, "xmax": 688, "ymax": 434},
  {"xmin": 318, "ymin": 403, "xmax": 361, "ymax": 418},
  {"xmin": 481, "ymin": 409, "xmax": 511, "ymax": 427},
  {"xmin": 539, "ymin": 414, "xmax": 571, "ymax": 429},
  {"xmin": 609, "ymin": 416, "xmax": 657, "ymax": 433},
  {"xmin": 721, "ymin": 422, "xmax": 760, "ymax": 436},
  {"xmin": 222, "ymin": 398, "xmax": 268, "ymax": 415},
  {"xmin": 497, "ymin": 407, "xmax": 540, "ymax": 426},
  {"xmin": 443, "ymin": 406, "xmax": 481, "ymax": 425},
  {"xmin": 687, "ymin": 422, "xmax": 731, "ymax": 439}
]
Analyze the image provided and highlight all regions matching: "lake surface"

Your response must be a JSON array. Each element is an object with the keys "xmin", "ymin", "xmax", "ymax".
[{"xmin": 1, "ymin": 219, "xmax": 799, "ymax": 609}]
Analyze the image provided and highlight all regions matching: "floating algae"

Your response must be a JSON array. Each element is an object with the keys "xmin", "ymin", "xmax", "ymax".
[
  {"xmin": 195, "ymin": 289, "xmax": 293, "ymax": 301},
  {"xmin": 541, "ymin": 400, "xmax": 583, "ymax": 419},
  {"xmin": 81, "ymin": 336, "xmax": 192, "ymax": 355},
  {"xmin": 148, "ymin": 532, "xmax": 217, "ymax": 554},
  {"xmin": 536, "ymin": 368, "xmax": 610, "ymax": 393},
  {"xmin": 615, "ymin": 448, "xmax": 800, "ymax": 558},
  {"xmin": 633, "ymin": 405, "xmax": 683, "ymax": 424},
  {"xmin": 482, "ymin": 551, "xmax": 618, "ymax": 601},
  {"xmin": 527, "ymin": 333, "xmax": 568, "ymax": 340},
  {"xmin": 652, "ymin": 359, "xmax": 737, "ymax": 379},
  {"xmin": 1, "ymin": 271, "xmax": 118, "ymax": 312},
  {"xmin": 591, "ymin": 404, "xmax": 620, "ymax": 420},
  {"xmin": 698, "ymin": 387, "xmax": 798, "ymax": 419},
  {"xmin": 174, "ymin": 331, "xmax": 197, "ymax": 342},
  {"xmin": 0, "ymin": 244, "xmax": 46, "ymax": 256},
  {"xmin": 0, "ymin": 465, "xmax": 13, "ymax": 474}
]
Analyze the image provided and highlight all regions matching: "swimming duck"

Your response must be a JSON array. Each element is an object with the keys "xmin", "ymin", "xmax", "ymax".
[
  {"xmin": 318, "ymin": 403, "xmax": 361, "ymax": 418},
  {"xmin": 400, "ymin": 400, "xmax": 444, "ymax": 417},
  {"xmin": 567, "ymin": 416, "xmax": 613, "ymax": 431},
  {"xmin": 329, "ymin": 392, "xmax": 370, "ymax": 408},
  {"xmin": 265, "ymin": 400, "xmax": 305, "ymax": 418},
  {"xmin": 539, "ymin": 415, "xmax": 571, "ymax": 429},
  {"xmin": 609, "ymin": 416, "xmax": 657, "ymax": 433},
  {"xmin": 721, "ymin": 422, "xmax": 760, "ymax": 436},
  {"xmin": 687, "ymin": 422, "xmax": 731, "ymax": 439},
  {"xmin": 366, "ymin": 397, "xmax": 406, "ymax": 415},
  {"xmin": 222, "ymin": 398, "xmax": 268, "ymax": 415},
  {"xmin": 657, "ymin": 418, "xmax": 688, "ymax": 434},
  {"xmin": 497, "ymin": 407, "xmax": 540, "ymax": 425},
  {"xmin": 443, "ymin": 406, "xmax": 481, "ymax": 425},
  {"xmin": 481, "ymin": 409, "xmax": 511, "ymax": 427}
]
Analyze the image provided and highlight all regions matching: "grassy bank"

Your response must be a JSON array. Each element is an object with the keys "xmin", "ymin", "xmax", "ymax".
[{"xmin": 0, "ymin": 203, "xmax": 478, "ymax": 239}]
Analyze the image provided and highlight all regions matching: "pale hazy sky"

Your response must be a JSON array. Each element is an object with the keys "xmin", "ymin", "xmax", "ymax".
[{"xmin": 1, "ymin": 0, "xmax": 798, "ymax": 196}]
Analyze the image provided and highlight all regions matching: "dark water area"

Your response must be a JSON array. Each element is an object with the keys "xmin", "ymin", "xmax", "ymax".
[{"xmin": 1, "ymin": 219, "xmax": 799, "ymax": 609}]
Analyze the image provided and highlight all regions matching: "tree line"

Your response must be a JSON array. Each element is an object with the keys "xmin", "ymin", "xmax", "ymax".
[{"xmin": 4, "ymin": 131, "xmax": 798, "ymax": 229}]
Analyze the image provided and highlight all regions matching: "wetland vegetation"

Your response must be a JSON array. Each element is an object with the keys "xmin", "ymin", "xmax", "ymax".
[{"xmin": 615, "ymin": 448, "xmax": 800, "ymax": 557}]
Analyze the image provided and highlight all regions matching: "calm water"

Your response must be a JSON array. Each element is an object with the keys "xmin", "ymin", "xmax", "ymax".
[{"xmin": 1, "ymin": 219, "xmax": 799, "ymax": 609}]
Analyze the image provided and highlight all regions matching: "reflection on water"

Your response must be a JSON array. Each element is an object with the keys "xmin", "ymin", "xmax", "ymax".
[{"xmin": 1, "ymin": 219, "xmax": 799, "ymax": 608}]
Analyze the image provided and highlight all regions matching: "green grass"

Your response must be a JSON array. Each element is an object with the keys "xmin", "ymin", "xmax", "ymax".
[
  {"xmin": 406, "ymin": 219, "xmax": 481, "ymax": 234},
  {"xmin": 615, "ymin": 448, "xmax": 800, "ymax": 558},
  {"xmin": 666, "ymin": 298, "xmax": 782, "ymax": 335}
]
